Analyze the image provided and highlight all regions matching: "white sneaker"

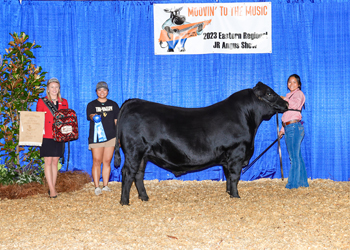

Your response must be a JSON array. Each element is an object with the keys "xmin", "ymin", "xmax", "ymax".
[
  {"xmin": 95, "ymin": 187, "xmax": 102, "ymax": 195},
  {"xmin": 102, "ymin": 186, "xmax": 111, "ymax": 192}
]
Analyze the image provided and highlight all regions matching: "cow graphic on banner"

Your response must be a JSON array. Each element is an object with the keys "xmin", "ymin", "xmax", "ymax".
[{"xmin": 158, "ymin": 7, "xmax": 211, "ymax": 52}]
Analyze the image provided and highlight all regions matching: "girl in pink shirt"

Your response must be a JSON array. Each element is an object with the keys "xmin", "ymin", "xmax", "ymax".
[{"xmin": 279, "ymin": 74, "xmax": 309, "ymax": 189}]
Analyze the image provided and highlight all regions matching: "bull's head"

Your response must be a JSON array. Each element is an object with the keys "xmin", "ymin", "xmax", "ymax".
[
  {"xmin": 253, "ymin": 82, "xmax": 288, "ymax": 113},
  {"xmin": 164, "ymin": 7, "xmax": 186, "ymax": 25}
]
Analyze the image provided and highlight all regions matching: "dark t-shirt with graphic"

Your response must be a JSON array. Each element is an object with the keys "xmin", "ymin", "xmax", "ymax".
[{"xmin": 86, "ymin": 99, "xmax": 120, "ymax": 144}]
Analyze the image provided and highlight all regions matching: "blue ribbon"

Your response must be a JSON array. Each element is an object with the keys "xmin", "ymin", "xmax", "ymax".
[{"xmin": 93, "ymin": 115, "xmax": 107, "ymax": 143}]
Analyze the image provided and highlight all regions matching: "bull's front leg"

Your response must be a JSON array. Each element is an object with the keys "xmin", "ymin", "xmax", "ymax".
[
  {"xmin": 222, "ymin": 166, "xmax": 231, "ymax": 194},
  {"xmin": 227, "ymin": 163, "xmax": 242, "ymax": 198}
]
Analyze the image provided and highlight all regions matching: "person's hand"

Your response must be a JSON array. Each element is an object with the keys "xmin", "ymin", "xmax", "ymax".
[
  {"xmin": 278, "ymin": 131, "xmax": 284, "ymax": 138},
  {"xmin": 280, "ymin": 96, "xmax": 285, "ymax": 100},
  {"xmin": 89, "ymin": 113, "xmax": 97, "ymax": 121}
]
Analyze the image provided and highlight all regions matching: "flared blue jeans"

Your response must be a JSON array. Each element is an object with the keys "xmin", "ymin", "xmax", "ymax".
[{"xmin": 284, "ymin": 122, "xmax": 309, "ymax": 189}]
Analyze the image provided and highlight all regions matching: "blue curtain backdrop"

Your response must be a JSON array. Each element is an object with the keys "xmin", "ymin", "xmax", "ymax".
[{"xmin": 0, "ymin": 0, "xmax": 349, "ymax": 182}]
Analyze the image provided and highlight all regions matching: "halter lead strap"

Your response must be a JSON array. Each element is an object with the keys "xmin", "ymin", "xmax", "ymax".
[{"xmin": 276, "ymin": 112, "xmax": 284, "ymax": 180}]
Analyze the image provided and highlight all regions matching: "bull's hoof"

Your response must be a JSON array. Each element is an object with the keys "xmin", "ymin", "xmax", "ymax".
[
  {"xmin": 120, "ymin": 200, "xmax": 130, "ymax": 206},
  {"xmin": 139, "ymin": 195, "xmax": 149, "ymax": 202},
  {"xmin": 230, "ymin": 194, "xmax": 240, "ymax": 198}
]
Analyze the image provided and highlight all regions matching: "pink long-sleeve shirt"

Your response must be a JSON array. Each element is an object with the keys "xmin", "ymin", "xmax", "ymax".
[{"xmin": 280, "ymin": 88, "xmax": 305, "ymax": 134}]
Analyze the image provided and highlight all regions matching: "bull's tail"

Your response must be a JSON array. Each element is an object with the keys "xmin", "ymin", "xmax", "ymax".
[
  {"xmin": 114, "ymin": 100, "xmax": 131, "ymax": 167},
  {"xmin": 114, "ymin": 104, "xmax": 123, "ymax": 167},
  {"xmin": 114, "ymin": 137, "xmax": 121, "ymax": 167}
]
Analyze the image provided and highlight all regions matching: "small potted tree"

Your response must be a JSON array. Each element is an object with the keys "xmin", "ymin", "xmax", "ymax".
[{"xmin": 0, "ymin": 32, "xmax": 47, "ymax": 185}]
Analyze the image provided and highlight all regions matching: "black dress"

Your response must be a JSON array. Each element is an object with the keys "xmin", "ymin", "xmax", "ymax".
[{"xmin": 39, "ymin": 101, "xmax": 64, "ymax": 157}]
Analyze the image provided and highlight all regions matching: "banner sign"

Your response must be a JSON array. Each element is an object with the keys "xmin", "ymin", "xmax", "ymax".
[
  {"xmin": 19, "ymin": 111, "xmax": 45, "ymax": 146},
  {"xmin": 154, "ymin": 2, "xmax": 271, "ymax": 55}
]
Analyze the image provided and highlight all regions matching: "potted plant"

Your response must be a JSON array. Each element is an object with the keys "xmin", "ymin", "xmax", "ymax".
[{"xmin": 0, "ymin": 32, "xmax": 47, "ymax": 185}]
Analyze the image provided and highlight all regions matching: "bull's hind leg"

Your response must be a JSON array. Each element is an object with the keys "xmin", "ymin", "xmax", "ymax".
[
  {"xmin": 135, "ymin": 159, "xmax": 149, "ymax": 201},
  {"xmin": 120, "ymin": 161, "xmax": 136, "ymax": 205}
]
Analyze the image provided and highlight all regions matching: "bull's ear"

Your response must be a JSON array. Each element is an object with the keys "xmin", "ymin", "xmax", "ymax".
[
  {"xmin": 253, "ymin": 82, "xmax": 261, "ymax": 94},
  {"xmin": 164, "ymin": 8, "xmax": 171, "ymax": 13},
  {"xmin": 253, "ymin": 82, "xmax": 267, "ymax": 98},
  {"xmin": 256, "ymin": 81, "xmax": 264, "ymax": 87}
]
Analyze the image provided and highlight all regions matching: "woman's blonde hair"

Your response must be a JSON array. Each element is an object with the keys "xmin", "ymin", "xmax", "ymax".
[{"xmin": 46, "ymin": 77, "xmax": 62, "ymax": 102}]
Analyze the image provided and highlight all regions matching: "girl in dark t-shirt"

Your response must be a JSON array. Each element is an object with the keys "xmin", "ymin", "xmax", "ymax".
[{"xmin": 86, "ymin": 81, "xmax": 119, "ymax": 195}]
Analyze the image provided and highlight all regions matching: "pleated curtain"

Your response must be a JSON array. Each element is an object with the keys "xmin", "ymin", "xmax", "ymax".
[{"xmin": 0, "ymin": 0, "xmax": 349, "ymax": 182}]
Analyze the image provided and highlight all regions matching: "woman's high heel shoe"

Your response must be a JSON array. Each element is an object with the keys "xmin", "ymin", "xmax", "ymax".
[{"xmin": 48, "ymin": 190, "xmax": 57, "ymax": 198}]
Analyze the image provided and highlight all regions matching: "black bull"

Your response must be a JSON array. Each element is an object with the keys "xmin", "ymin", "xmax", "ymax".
[{"xmin": 114, "ymin": 82, "xmax": 288, "ymax": 205}]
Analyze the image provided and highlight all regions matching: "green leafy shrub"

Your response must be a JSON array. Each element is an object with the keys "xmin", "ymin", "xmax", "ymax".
[
  {"xmin": 0, "ymin": 162, "xmax": 44, "ymax": 185},
  {"xmin": 0, "ymin": 162, "xmax": 17, "ymax": 185},
  {"xmin": 0, "ymin": 32, "xmax": 47, "ymax": 185}
]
